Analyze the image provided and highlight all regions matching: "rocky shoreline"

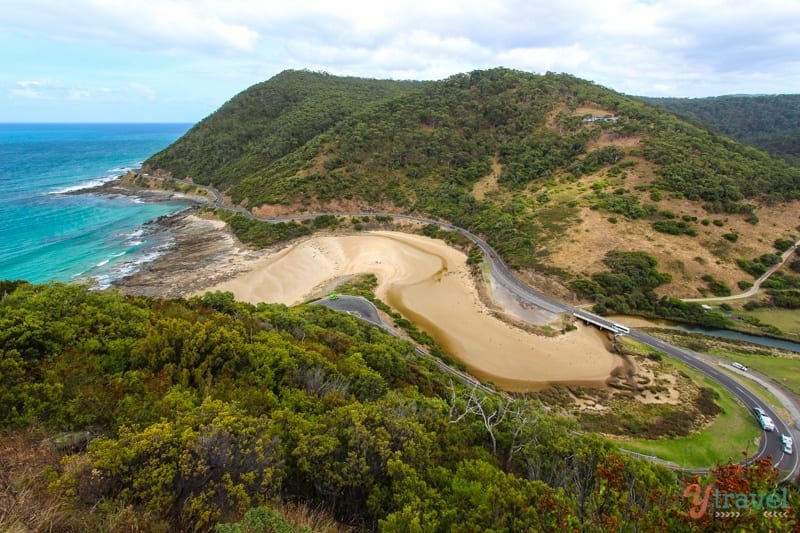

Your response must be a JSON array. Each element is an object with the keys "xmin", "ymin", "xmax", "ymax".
[
  {"xmin": 112, "ymin": 210, "xmax": 263, "ymax": 299},
  {"xmin": 71, "ymin": 174, "xmax": 211, "ymax": 205},
  {"xmin": 68, "ymin": 175, "xmax": 258, "ymax": 298}
]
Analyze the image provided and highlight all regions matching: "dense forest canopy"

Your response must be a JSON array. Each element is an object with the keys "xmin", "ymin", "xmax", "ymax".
[
  {"xmin": 640, "ymin": 94, "xmax": 800, "ymax": 166},
  {"xmin": 1, "ymin": 282, "xmax": 796, "ymax": 531},
  {"xmin": 146, "ymin": 70, "xmax": 428, "ymax": 191}
]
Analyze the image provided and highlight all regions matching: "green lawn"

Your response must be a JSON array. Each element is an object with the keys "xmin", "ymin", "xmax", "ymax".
[
  {"xmin": 617, "ymin": 354, "xmax": 761, "ymax": 468},
  {"xmin": 710, "ymin": 349, "xmax": 800, "ymax": 397},
  {"xmin": 737, "ymin": 307, "xmax": 800, "ymax": 338}
]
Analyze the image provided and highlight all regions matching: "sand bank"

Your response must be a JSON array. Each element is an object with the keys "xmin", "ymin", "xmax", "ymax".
[{"xmin": 205, "ymin": 231, "xmax": 619, "ymax": 390}]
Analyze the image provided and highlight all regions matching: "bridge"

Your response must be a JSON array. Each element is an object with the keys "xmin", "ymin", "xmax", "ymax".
[{"xmin": 572, "ymin": 311, "xmax": 629, "ymax": 336}]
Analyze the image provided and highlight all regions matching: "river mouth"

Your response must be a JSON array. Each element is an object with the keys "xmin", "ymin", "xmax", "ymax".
[
  {"xmin": 387, "ymin": 283, "xmax": 611, "ymax": 392},
  {"xmin": 205, "ymin": 230, "xmax": 620, "ymax": 390}
]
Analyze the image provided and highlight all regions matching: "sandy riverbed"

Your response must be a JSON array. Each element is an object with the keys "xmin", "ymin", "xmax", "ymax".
[{"xmin": 204, "ymin": 231, "xmax": 619, "ymax": 391}]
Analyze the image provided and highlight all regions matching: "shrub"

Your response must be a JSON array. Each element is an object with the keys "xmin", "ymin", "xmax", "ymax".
[
  {"xmin": 313, "ymin": 214, "xmax": 339, "ymax": 229},
  {"xmin": 701, "ymin": 274, "xmax": 731, "ymax": 296},
  {"xmin": 712, "ymin": 219, "xmax": 725, "ymax": 227},
  {"xmin": 774, "ymin": 237, "xmax": 795, "ymax": 252},
  {"xmin": 768, "ymin": 289, "xmax": 800, "ymax": 309},
  {"xmin": 652, "ymin": 220, "xmax": 697, "ymax": 236},
  {"xmin": 722, "ymin": 233, "xmax": 739, "ymax": 242},
  {"xmin": 736, "ymin": 258, "xmax": 767, "ymax": 278}
]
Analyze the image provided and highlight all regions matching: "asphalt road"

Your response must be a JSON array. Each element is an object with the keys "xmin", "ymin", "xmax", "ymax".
[
  {"xmin": 154, "ymin": 175, "xmax": 798, "ymax": 481},
  {"xmin": 312, "ymin": 295, "xmax": 496, "ymax": 395}
]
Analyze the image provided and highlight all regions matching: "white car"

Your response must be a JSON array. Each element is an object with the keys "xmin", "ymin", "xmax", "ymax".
[
  {"xmin": 781, "ymin": 434, "xmax": 793, "ymax": 454},
  {"xmin": 732, "ymin": 362, "xmax": 748, "ymax": 371},
  {"xmin": 759, "ymin": 415, "xmax": 776, "ymax": 432}
]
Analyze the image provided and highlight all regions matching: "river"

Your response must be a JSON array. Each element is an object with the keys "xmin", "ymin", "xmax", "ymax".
[{"xmin": 672, "ymin": 325, "xmax": 800, "ymax": 354}]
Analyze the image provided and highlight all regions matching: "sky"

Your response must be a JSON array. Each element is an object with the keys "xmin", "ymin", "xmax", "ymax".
[{"xmin": 1, "ymin": 0, "xmax": 799, "ymax": 123}]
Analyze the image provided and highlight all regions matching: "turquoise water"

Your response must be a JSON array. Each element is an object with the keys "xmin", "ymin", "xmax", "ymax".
[{"xmin": 0, "ymin": 123, "xmax": 193, "ymax": 286}]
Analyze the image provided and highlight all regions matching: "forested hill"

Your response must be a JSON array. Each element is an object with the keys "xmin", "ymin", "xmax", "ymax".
[
  {"xmin": 640, "ymin": 94, "xmax": 800, "ymax": 166},
  {"xmin": 146, "ymin": 68, "xmax": 800, "ymax": 303},
  {"xmin": 146, "ymin": 70, "xmax": 428, "ymax": 190}
]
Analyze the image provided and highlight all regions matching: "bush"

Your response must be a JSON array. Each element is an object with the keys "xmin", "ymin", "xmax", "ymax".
[
  {"xmin": 768, "ymin": 289, "xmax": 800, "ymax": 309},
  {"xmin": 713, "ymin": 219, "xmax": 725, "ymax": 227},
  {"xmin": 652, "ymin": 220, "xmax": 697, "ymax": 236},
  {"xmin": 722, "ymin": 233, "xmax": 739, "ymax": 242},
  {"xmin": 737, "ymin": 280, "xmax": 753, "ymax": 290},
  {"xmin": 216, "ymin": 506, "xmax": 313, "ymax": 533},
  {"xmin": 702, "ymin": 275, "xmax": 732, "ymax": 297},
  {"xmin": 736, "ymin": 258, "xmax": 767, "ymax": 278},
  {"xmin": 774, "ymin": 237, "xmax": 795, "ymax": 252},
  {"xmin": 313, "ymin": 214, "xmax": 339, "ymax": 229}
]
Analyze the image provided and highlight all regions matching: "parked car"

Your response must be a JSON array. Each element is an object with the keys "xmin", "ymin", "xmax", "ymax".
[
  {"xmin": 732, "ymin": 362, "xmax": 748, "ymax": 371},
  {"xmin": 781, "ymin": 434, "xmax": 794, "ymax": 454}
]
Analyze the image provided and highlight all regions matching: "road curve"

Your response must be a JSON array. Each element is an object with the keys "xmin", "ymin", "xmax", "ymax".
[{"xmin": 150, "ymin": 175, "xmax": 798, "ymax": 481}]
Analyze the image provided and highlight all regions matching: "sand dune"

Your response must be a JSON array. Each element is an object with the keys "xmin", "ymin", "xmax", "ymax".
[{"xmin": 204, "ymin": 231, "xmax": 619, "ymax": 390}]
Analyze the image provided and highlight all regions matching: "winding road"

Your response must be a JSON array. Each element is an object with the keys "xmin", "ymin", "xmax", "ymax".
[
  {"xmin": 683, "ymin": 240, "xmax": 800, "ymax": 303},
  {"xmin": 150, "ymin": 174, "xmax": 799, "ymax": 482}
]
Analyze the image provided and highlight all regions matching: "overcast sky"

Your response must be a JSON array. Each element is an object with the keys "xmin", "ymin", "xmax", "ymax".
[{"xmin": 2, "ymin": 0, "xmax": 799, "ymax": 122}]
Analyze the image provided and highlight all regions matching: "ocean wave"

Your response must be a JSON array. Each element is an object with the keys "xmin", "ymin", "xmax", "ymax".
[
  {"xmin": 92, "ymin": 274, "xmax": 112, "ymax": 290},
  {"xmin": 88, "ymin": 235, "xmax": 176, "ymax": 290},
  {"xmin": 112, "ymin": 247, "xmax": 170, "ymax": 279},
  {"xmin": 107, "ymin": 166, "xmax": 133, "ymax": 174},
  {"xmin": 48, "ymin": 175, "xmax": 119, "ymax": 195},
  {"xmin": 49, "ymin": 164, "xmax": 137, "ymax": 195},
  {"xmin": 122, "ymin": 228, "xmax": 145, "ymax": 246},
  {"xmin": 95, "ymin": 251, "xmax": 127, "ymax": 268}
]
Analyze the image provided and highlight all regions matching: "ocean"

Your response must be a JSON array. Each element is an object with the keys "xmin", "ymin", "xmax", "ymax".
[{"xmin": 0, "ymin": 123, "xmax": 193, "ymax": 287}]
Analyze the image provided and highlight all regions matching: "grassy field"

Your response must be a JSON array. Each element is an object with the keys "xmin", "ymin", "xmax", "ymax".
[
  {"xmin": 617, "ymin": 355, "xmax": 761, "ymax": 468},
  {"xmin": 710, "ymin": 348, "xmax": 800, "ymax": 397},
  {"xmin": 736, "ymin": 307, "xmax": 800, "ymax": 338}
]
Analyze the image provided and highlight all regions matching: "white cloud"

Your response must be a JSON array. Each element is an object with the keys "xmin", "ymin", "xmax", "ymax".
[
  {"xmin": 10, "ymin": 79, "xmax": 58, "ymax": 99},
  {"xmin": 9, "ymin": 78, "xmax": 159, "ymax": 103},
  {"xmin": 1, "ymin": 0, "xmax": 799, "ymax": 107},
  {"xmin": 1, "ymin": 0, "xmax": 259, "ymax": 54}
]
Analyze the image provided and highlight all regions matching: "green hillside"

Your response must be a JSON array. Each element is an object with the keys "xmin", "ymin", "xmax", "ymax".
[
  {"xmin": 641, "ymin": 94, "xmax": 800, "ymax": 166},
  {"xmin": 145, "ymin": 69, "xmax": 800, "ymax": 314},
  {"xmin": 146, "ymin": 70, "xmax": 427, "ymax": 190}
]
